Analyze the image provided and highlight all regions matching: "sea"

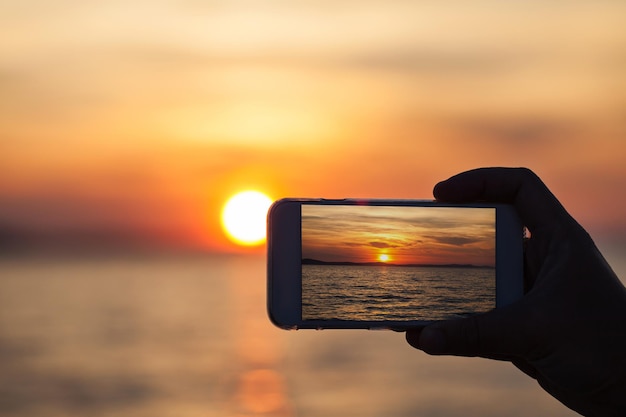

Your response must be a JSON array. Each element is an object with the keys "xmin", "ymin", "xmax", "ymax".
[
  {"xmin": 303, "ymin": 265, "xmax": 495, "ymax": 321},
  {"xmin": 3, "ymin": 242, "xmax": 624, "ymax": 417}
]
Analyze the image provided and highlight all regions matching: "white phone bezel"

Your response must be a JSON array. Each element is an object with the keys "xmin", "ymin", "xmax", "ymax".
[{"xmin": 267, "ymin": 199, "xmax": 523, "ymax": 330}]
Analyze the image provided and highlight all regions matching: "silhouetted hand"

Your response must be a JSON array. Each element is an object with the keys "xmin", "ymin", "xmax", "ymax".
[{"xmin": 406, "ymin": 168, "xmax": 626, "ymax": 417}]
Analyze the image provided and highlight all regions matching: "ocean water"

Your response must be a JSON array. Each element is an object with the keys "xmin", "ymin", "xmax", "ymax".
[
  {"xmin": 303, "ymin": 265, "xmax": 495, "ymax": 321},
  {"xmin": 4, "ymin": 247, "xmax": 622, "ymax": 416}
]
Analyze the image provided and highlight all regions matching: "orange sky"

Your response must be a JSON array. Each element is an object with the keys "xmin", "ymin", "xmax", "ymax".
[
  {"xmin": 1, "ymin": 1, "xmax": 626, "ymax": 254},
  {"xmin": 302, "ymin": 205, "xmax": 495, "ymax": 266}
]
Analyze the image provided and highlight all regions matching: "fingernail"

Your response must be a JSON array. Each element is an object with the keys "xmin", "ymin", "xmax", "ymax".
[
  {"xmin": 420, "ymin": 327, "xmax": 447, "ymax": 354},
  {"xmin": 432, "ymin": 181, "xmax": 447, "ymax": 200},
  {"xmin": 405, "ymin": 329, "xmax": 422, "ymax": 349}
]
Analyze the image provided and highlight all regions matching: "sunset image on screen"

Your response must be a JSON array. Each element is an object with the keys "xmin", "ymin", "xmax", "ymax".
[{"xmin": 301, "ymin": 205, "xmax": 496, "ymax": 321}]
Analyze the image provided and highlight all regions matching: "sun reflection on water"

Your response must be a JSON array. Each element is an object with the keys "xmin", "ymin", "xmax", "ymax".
[
  {"xmin": 229, "ymin": 255, "xmax": 295, "ymax": 416},
  {"xmin": 236, "ymin": 368, "xmax": 292, "ymax": 415}
]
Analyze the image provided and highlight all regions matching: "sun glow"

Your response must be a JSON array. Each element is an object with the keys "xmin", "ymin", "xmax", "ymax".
[
  {"xmin": 378, "ymin": 254, "xmax": 391, "ymax": 263},
  {"xmin": 221, "ymin": 190, "xmax": 273, "ymax": 246}
]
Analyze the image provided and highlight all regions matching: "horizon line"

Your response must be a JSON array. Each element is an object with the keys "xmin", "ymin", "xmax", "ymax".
[{"xmin": 301, "ymin": 258, "xmax": 495, "ymax": 269}]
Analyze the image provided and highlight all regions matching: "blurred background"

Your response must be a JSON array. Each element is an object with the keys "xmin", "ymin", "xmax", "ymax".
[{"xmin": 1, "ymin": 1, "xmax": 625, "ymax": 416}]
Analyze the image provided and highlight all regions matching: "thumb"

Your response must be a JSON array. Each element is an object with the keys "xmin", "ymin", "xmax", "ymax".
[
  {"xmin": 406, "ymin": 306, "xmax": 531, "ymax": 358},
  {"xmin": 406, "ymin": 318, "xmax": 481, "ymax": 356}
]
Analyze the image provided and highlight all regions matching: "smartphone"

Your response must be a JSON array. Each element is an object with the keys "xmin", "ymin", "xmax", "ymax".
[{"xmin": 267, "ymin": 199, "xmax": 524, "ymax": 330}]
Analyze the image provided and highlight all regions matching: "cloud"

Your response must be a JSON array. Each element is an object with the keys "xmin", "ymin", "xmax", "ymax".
[
  {"xmin": 447, "ymin": 117, "xmax": 578, "ymax": 144},
  {"xmin": 368, "ymin": 239, "xmax": 417, "ymax": 249},
  {"xmin": 369, "ymin": 241, "xmax": 392, "ymax": 248},
  {"xmin": 342, "ymin": 49, "xmax": 522, "ymax": 75},
  {"xmin": 427, "ymin": 236, "xmax": 480, "ymax": 246}
]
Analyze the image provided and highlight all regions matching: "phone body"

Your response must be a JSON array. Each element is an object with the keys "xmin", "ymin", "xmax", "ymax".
[{"xmin": 267, "ymin": 199, "xmax": 524, "ymax": 330}]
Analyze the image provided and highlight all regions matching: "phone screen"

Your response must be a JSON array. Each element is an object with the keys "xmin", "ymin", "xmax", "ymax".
[{"xmin": 301, "ymin": 205, "xmax": 496, "ymax": 321}]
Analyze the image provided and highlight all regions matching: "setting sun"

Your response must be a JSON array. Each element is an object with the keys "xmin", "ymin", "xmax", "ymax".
[
  {"xmin": 221, "ymin": 191, "xmax": 273, "ymax": 246},
  {"xmin": 378, "ymin": 254, "xmax": 391, "ymax": 263}
]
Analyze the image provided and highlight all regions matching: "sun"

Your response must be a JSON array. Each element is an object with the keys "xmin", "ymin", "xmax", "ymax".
[
  {"xmin": 378, "ymin": 253, "xmax": 391, "ymax": 263},
  {"xmin": 221, "ymin": 190, "xmax": 273, "ymax": 246}
]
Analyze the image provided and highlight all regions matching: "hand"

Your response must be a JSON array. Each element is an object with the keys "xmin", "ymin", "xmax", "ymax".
[{"xmin": 405, "ymin": 168, "xmax": 626, "ymax": 417}]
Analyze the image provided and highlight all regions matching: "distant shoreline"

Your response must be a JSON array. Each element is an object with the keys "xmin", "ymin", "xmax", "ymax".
[{"xmin": 302, "ymin": 258, "xmax": 494, "ymax": 269}]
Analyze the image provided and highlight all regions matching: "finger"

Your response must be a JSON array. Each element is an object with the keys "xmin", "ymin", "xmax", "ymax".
[
  {"xmin": 406, "ymin": 304, "xmax": 533, "ymax": 358},
  {"xmin": 406, "ymin": 329, "xmax": 524, "ymax": 362},
  {"xmin": 512, "ymin": 358, "xmax": 540, "ymax": 380},
  {"xmin": 406, "ymin": 328, "xmax": 523, "ymax": 360},
  {"xmin": 433, "ymin": 167, "xmax": 570, "ymax": 233},
  {"xmin": 405, "ymin": 327, "xmax": 424, "ymax": 347}
]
